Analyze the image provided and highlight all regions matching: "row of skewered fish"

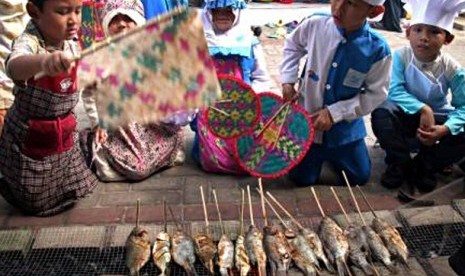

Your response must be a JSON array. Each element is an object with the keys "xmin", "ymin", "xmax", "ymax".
[{"xmin": 125, "ymin": 178, "xmax": 409, "ymax": 276}]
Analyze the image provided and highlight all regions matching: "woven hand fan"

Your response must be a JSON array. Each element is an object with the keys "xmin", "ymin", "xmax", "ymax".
[
  {"xmin": 234, "ymin": 92, "xmax": 314, "ymax": 178},
  {"xmin": 204, "ymin": 74, "xmax": 261, "ymax": 139}
]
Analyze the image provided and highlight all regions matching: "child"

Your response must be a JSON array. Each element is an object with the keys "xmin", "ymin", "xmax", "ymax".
[
  {"xmin": 280, "ymin": 0, "xmax": 391, "ymax": 186},
  {"xmin": 371, "ymin": 0, "xmax": 465, "ymax": 192},
  {"xmin": 191, "ymin": 0, "xmax": 271, "ymax": 174},
  {"xmin": 81, "ymin": 0, "xmax": 185, "ymax": 182},
  {"xmin": 0, "ymin": 0, "xmax": 97, "ymax": 216},
  {"xmin": 0, "ymin": 0, "xmax": 28, "ymax": 139}
]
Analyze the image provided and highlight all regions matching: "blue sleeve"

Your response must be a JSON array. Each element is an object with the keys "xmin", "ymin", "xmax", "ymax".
[
  {"xmin": 141, "ymin": 0, "xmax": 168, "ymax": 19},
  {"xmin": 388, "ymin": 51, "xmax": 425, "ymax": 114},
  {"xmin": 445, "ymin": 68, "xmax": 465, "ymax": 135}
]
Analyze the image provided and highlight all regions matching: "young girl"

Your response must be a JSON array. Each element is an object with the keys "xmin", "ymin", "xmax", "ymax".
[
  {"xmin": 0, "ymin": 0, "xmax": 97, "ymax": 216},
  {"xmin": 81, "ymin": 0, "xmax": 185, "ymax": 182},
  {"xmin": 190, "ymin": 0, "xmax": 271, "ymax": 174}
]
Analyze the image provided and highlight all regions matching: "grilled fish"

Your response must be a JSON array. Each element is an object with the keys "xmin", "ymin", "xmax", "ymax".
[
  {"xmin": 235, "ymin": 234, "xmax": 251, "ymax": 276},
  {"xmin": 246, "ymin": 225, "xmax": 267, "ymax": 276},
  {"xmin": 287, "ymin": 231, "xmax": 319, "ymax": 276},
  {"xmin": 346, "ymin": 225, "xmax": 375, "ymax": 275},
  {"xmin": 363, "ymin": 225, "xmax": 397, "ymax": 273},
  {"xmin": 126, "ymin": 226, "xmax": 151, "ymax": 276},
  {"xmin": 372, "ymin": 217, "xmax": 409, "ymax": 268},
  {"xmin": 153, "ymin": 231, "xmax": 171, "ymax": 276},
  {"xmin": 218, "ymin": 234, "xmax": 235, "ymax": 276},
  {"xmin": 193, "ymin": 233, "xmax": 216, "ymax": 274},
  {"xmin": 300, "ymin": 227, "xmax": 334, "ymax": 273},
  {"xmin": 318, "ymin": 216, "xmax": 350, "ymax": 276},
  {"xmin": 172, "ymin": 230, "xmax": 197, "ymax": 276},
  {"xmin": 263, "ymin": 225, "xmax": 291, "ymax": 275}
]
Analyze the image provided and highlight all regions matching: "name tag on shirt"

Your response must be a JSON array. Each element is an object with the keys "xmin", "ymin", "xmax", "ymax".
[{"xmin": 343, "ymin": 68, "xmax": 366, "ymax": 88}]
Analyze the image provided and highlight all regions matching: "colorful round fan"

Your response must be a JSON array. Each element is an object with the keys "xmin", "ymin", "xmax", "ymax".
[
  {"xmin": 234, "ymin": 92, "xmax": 314, "ymax": 178},
  {"xmin": 204, "ymin": 75, "xmax": 261, "ymax": 139}
]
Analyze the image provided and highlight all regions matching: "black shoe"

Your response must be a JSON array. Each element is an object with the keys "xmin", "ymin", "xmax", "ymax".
[
  {"xmin": 449, "ymin": 240, "xmax": 465, "ymax": 275},
  {"xmin": 381, "ymin": 164, "xmax": 405, "ymax": 189},
  {"xmin": 410, "ymin": 160, "xmax": 438, "ymax": 193}
]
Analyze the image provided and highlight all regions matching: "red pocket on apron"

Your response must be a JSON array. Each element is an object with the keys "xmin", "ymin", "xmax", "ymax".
[{"xmin": 22, "ymin": 114, "xmax": 77, "ymax": 159}]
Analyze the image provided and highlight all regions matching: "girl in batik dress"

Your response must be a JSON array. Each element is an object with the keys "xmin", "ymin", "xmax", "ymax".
[{"xmin": 0, "ymin": 0, "xmax": 97, "ymax": 216}]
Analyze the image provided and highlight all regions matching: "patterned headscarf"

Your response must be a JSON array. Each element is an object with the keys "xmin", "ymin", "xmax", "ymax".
[{"xmin": 101, "ymin": 0, "xmax": 146, "ymax": 36}]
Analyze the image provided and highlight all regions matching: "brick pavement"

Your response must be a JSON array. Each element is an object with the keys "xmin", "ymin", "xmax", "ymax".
[{"xmin": 0, "ymin": 4, "xmax": 464, "ymax": 231}]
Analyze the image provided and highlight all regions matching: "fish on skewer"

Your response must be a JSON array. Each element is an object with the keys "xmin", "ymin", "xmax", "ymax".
[
  {"xmin": 126, "ymin": 199, "xmax": 151, "ymax": 276},
  {"xmin": 330, "ymin": 187, "xmax": 377, "ymax": 276},
  {"xmin": 259, "ymin": 188, "xmax": 318, "ymax": 275},
  {"xmin": 194, "ymin": 186, "xmax": 217, "ymax": 274},
  {"xmin": 245, "ymin": 185, "xmax": 267, "ymax": 276},
  {"xmin": 169, "ymin": 206, "xmax": 197, "ymax": 276},
  {"xmin": 311, "ymin": 187, "xmax": 351, "ymax": 276},
  {"xmin": 356, "ymin": 185, "xmax": 409, "ymax": 269},
  {"xmin": 341, "ymin": 172, "xmax": 396, "ymax": 273},
  {"xmin": 257, "ymin": 179, "xmax": 291, "ymax": 275},
  {"xmin": 267, "ymin": 191, "xmax": 333, "ymax": 273},
  {"xmin": 152, "ymin": 199, "xmax": 171, "ymax": 276},
  {"xmin": 213, "ymin": 189, "xmax": 234, "ymax": 276},
  {"xmin": 235, "ymin": 189, "xmax": 251, "ymax": 276}
]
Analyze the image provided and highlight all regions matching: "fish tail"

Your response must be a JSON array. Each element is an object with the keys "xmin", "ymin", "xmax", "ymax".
[
  {"xmin": 322, "ymin": 258, "xmax": 335, "ymax": 273},
  {"xmin": 336, "ymin": 257, "xmax": 350, "ymax": 276},
  {"xmin": 399, "ymin": 257, "xmax": 411, "ymax": 270},
  {"xmin": 258, "ymin": 264, "xmax": 267, "ymax": 276}
]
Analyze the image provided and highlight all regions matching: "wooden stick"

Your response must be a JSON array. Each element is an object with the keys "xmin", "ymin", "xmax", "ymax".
[
  {"xmin": 34, "ymin": 7, "xmax": 188, "ymax": 79},
  {"xmin": 356, "ymin": 185, "xmax": 378, "ymax": 218},
  {"xmin": 163, "ymin": 198, "xmax": 167, "ymax": 232},
  {"xmin": 168, "ymin": 206, "xmax": 181, "ymax": 231},
  {"xmin": 342, "ymin": 171, "xmax": 366, "ymax": 226},
  {"xmin": 247, "ymin": 185, "xmax": 254, "ymax": 226},
  {"xmin": 209, "ymin": 106, "xmax": 230, "ymax": 117},
  {"xmin": 258, "ymin": 178, "xmax": 268, "ymax": 226},
  {"xmin": 266, "ymin": 191, "xmax": 304, "ymax": 230},
  {"xmin": 255, "ymin": 188, "xmax": 286, "ymax": 226},
  {"xmin": 240, "ymin": 188, "xmax": 245, "ymax": 236},
  {"xmin": 310, "ymin": 187, "xmax": 326, "ymax": 217},
  {"xmin": 330, "ymin": 187, "xmax": 352, "ymax": 225},
  {"xmin": 200, "ymin": 186, "xmax": 210, "ymax": 234},
  {"xmin": 271, "ymin": 104, "xmax": 290, "ymax": 149},
  {"xmin": 255, "ymin": 102, "xmax": 290, "ymax": 138},
  {"xmin": 212, "ymin": 189, "xmax": 225, "ymax": 235},
  {"xmin": 215, "ymin": 99, "xmax": 233, "ymax": 104},
  {"xmin": 136, "ymin": 199, "xmax": 141, "ymax": 228}
]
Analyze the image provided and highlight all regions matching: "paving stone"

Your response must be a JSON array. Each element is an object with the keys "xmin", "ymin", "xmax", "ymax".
[
  {"xmin": 183, "ymin": 176, "xmax": 210, "ymax": 205},
  {"xmin": 100, "ymin": 190, "xmax": 181, "ymax": 206},
  {"xmin": 184, "ymin": 203, "xmax": 239, "ymax": 222},
  {"xmin": 429, "ymin": 256, "xmax": 456, "ymax": 276},
  {"xmin": 6, "ymin": 212, "xmax": 66, "ymax": 228},
  {"xmin": 68, "ymin": 207, "xmax": 124, "ymax": 225},
  {"xmin": 399, "ymin": 205, "xmax": 465, "ymax": 227},
  {"xmin": 0, "ymin": 230, "xmax": 33, "ymax": 252},
  {"xmin": 124, "ymin": 205, "xmax": 182, "ymax": 224},
  {"xmin": 33, "ymin": 226, "xmax": 106, "ymax": 249},
  {"xmin": 104, "ymin": 183, "xmax": 131, "ymax": 192},
  {"xmin": 333, "ymin": 210, "xmax": 401, "ymax": 229},
  {"xmin": 131, "ymin": 176, "xmax": 184, "ymax": 191},
  {"xmin": 74, "ymin": 192, "xmax": 100, "ymax": 209}
]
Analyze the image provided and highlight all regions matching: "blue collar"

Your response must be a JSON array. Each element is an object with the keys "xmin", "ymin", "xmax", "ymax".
[{"xmin": 336, "ymin": 20, "xmax": 369, "ymax": 41}]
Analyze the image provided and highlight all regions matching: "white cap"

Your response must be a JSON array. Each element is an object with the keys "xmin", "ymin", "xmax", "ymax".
[
  {"xmin": 405, "ymin": 0, "xmax": 465, "ymax": 33},
  {"xmin": 363, "ymin": 0, "xmax": 385, "ymax": 6},
  {"xmin": 101, "ymin": 0, "xmax": 146, "ymax": 36}
]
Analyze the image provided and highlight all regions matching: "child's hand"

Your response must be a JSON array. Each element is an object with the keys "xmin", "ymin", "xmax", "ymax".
[
  {"xmin": 282, "ymin": 83, "xmax": 299, "ymax": 102},
  {"xmin": 94, "ymin": 127, "xmax": 108, "ymax": 144},
  {"xmin": 311, "ymin": 108, "xmax": 333, "ymax": 131},
  {"xmin": 419, "ymin": 105, "xmax": 435, "ymax": 131},
  {"xmin": 417, "ymin": 125, "xmax": 449, "ymax": 146},
  {"xmin": 41, "ymin": 51, "xmax": 73, "ymax": 76}
]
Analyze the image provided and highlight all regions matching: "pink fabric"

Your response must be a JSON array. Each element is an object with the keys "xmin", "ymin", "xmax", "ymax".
[
  {"xmin": 197, "ymin": 110, "xmax": 246, "ymax": 174},
  {"xmin": 213, "ymin": 58, "xmax": 243, "ymax": 79}
]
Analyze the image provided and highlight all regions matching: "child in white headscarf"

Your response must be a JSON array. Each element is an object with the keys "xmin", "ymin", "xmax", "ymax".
[
  {"xmin": 81, "ymin": 0, "xmax": 185, "ymax": 182},
  {"xmin": 190, "ymin": 0, "xmax": 271, "ymax": 174}
]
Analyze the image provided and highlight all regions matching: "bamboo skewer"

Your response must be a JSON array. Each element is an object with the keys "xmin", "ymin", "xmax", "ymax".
[
  {"xmin": 258, "ymin": 178, "xmax": 268, "ymax": 226},
  {"xmin": 209, "ymin": 106, "xmax": 231, "ymax": 117},
  {"xmin": 342, "ymin": 171, "xmax": 367, "ymax": 226},
  {"xmin": 266, "ymin": 191, "xmax": 304, "ymax": 230},
  {"xmin": 310, "ymin": 187, "xmax": 326, "ymax": 217},
  {"xmin": 136, "ymin": 199, "xmax": 140, "ymax": 228},
  {"xmin": 35, "ymin": 6, "xmax": 188, "ymax": 79},
  {"xmin": 240, "ymin": 189, "xmax": 245, "ymax": 236},
  {"xmin": 247, "ymin": 185, "xmax": 254, "ymax": 226},
  {"xmin": 212, "ymin": 189, "xmax": 225, "ymax": 235},
  {"xmin": 271, "ymin": 104, "xmax": 291, "ymax": 149},
  {"xmin": 356, "ymin": 185, "xmax": 378, "ymax": 218},
  {"xmin": 330, "ymin": 187, "xmax": 351, "ymax": 225},
  {"xmin": 200, "ymin": 186, "xmax": 210, "ymax": 234},
  {"xmin": 255, "ymin": 188, "xmax": 286, "ymax": 227},
  {"xmin": 163, "ymin": 198, "xmax": 167, "ymax": 232}
]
